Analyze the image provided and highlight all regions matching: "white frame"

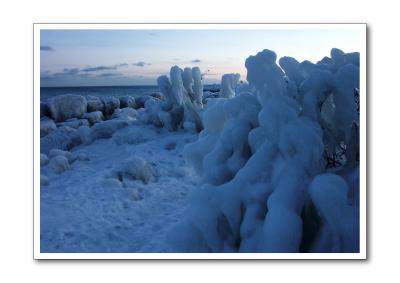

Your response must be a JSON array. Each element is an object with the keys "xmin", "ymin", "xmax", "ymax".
[{"xmin": 34, "ymin": 23, "xmax": 367, "ymax": 260}]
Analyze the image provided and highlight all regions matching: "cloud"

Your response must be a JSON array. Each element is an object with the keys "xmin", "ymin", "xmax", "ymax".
[
  {"xmin": 54, "ymin": 68, "xmax": 80, "ymax": 76},
  {"xmin": 132, "ymin": 61, "xmax": 151, "ymax": 67},
  {"xmin": 191, "ymin": 59, "xmax": 201, "ymax": 63},
  {"xmin": 82, "ymin": 65, "xmax": 117, "ymax": 72},
  {"xmin": 96, "ymin": 73, "xmax": 124, "ymax": 78},
  {"xmin": 116, "ymin": 63, "xmax": 129, "ymax": 67},
  {"xmin": 40, "ymin": 46, "xmax": 54, "ymax": 51}
]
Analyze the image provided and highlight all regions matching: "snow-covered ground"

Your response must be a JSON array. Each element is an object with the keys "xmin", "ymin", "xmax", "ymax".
[{"xmin": 40, "ymin": 123, "xmax": 198, "ymax": 252}]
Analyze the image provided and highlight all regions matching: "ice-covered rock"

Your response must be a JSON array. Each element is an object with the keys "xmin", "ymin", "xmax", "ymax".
[
  {"xmin": 40, "ymin": 117, "xmax": 57, "ymax": 137},
  {"xmin": 49, "ymin": 149, "xmax": 73, "ymax": 162},
  {"xmin": 134, "ymin": 95, "xmax": 149, "ymax": 109},
  {"xmin": 41, "ymin": 174, "xmax": 50, "ymax": 186},
  {"xmin": 220, "ymin": 73, "xmax": 240, "ymax": 98},
  {"xmin": 46, "ymin": 94, "xmax": 87, "ymax": 122},
  {"xmin": 40, "ymin": 153, "xmax": 49, "ymax": 166},
  {"xmin": 49, "ymin": 155, "xmax": 70, "ymax": 173},
  {"xmin": 76, "ymin": 125, "xmax": 93, "ymax": 145},
  {"xmin": 120, "ymin": 157, "xmax": 156, "ymax": 184},
  {"xmin": 111, "ymin": 108, "xmax": 138, "ymax": 121},
  {"xmin": 72, "ymin": 152, "xmax": 90, "ymax": 162},
  {"xmin": 40, "ymin": 126, "xmax": 81, "ymax": 155},
  {"xmin": 90, "ymin": 120, "xmax": 129, "ymax": 140},
  {"xmin": 86, "ymin": 95, "xmax": 104, "ymax": 113},
  {"xmin": 40, "ymin": 101, "xmax": 49, "ymax": 117},
  {"xmin": 57, "ymin": 118, "xmax": 90, "ymax": 129},
  {"xmin": 82, "ymin": 111, "xmax": 104, "ymax": 125},
  {"xmin": 119, "ymin": 96, "xmax": 136, "ymax": 108},
  {"xmin": 101, "ymin": 96, "xmax": 120, "ymax": 116}
]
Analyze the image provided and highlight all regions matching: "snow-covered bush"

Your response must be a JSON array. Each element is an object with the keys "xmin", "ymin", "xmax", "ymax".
[
  {"xmin": 220, "ymin": 73, "xmax": 240, "ymax": 98},
  {"xmin": 170, "ymin": 48, "xmax": 360, "ymax": 253},
  {"xmin": 141, "ymin": 66, "xmax": 203, "ymax": 132}
]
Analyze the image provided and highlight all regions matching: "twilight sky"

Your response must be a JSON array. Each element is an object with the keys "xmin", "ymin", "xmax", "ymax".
[{"xmin": 40, "ymin": 28, "xmax": 362, "ymax": 87}]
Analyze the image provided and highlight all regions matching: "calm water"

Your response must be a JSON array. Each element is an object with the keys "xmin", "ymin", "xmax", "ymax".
[{"xmin": 40, "ymin": 85, "xmax": 220, "ymax": 101}]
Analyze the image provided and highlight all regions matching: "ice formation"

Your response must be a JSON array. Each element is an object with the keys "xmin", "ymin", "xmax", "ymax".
[
  {"xmin": 220, "ymin": 73, "xmax": 240, "ymax": 98},
  {"xmin": 46, "ymin": 94, "xmax": 87, "ymax": 122},
  {"xmin": 170, "ymin": 48, "xmax": 360, "ymax": 253},
  {"xmin": 139, "ymin": 66, "xmax": 203, "ymax": 132}
]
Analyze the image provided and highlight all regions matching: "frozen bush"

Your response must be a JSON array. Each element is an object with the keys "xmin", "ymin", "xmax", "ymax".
[
  {"xmin": 119, "ymin": 96, "xmax": 136, "ymax": 108},
  {"xmin": 170, "ymin": 48, "xmax": 360, "ymax": 253},
  {"xmin": 220, "ymin": 73, "xmax": 240, "ymax": 98},
  {"xmin": 101, "ymin": 96, "xmax": 120, "ymax": 117}
]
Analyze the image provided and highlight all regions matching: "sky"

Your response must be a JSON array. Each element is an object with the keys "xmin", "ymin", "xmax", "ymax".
[{"xmin": 40, "ymin": 28, "xmax": 363, "ymax": 87}]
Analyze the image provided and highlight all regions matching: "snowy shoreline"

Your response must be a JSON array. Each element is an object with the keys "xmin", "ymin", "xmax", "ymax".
[{"xmin": 40, "ymin": 47, "xmax": 361, "ymax": 253}]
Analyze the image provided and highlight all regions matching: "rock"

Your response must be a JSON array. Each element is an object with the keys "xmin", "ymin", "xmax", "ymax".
[
  {"xmin": 49, "ymin": 155, "xmax": 70, "ymax": 173},
  {"xmin": 76, "ymin": 125, "xmax": 93, "ymax": 145},
  {"xmin": 49, "ymin": 149, "xmax": 73, "ymax": 162},
  {"xmin": 40, "ymin": 101, "xmax": 49, "ymax": 117},
  {"xmin": 122, "ymin": 157, "xmax": 156, "ymax": 184},
  {"xmin": 149, "ymin": 92, "xmax": 165, "ymax": 100},
  {"xmin": 46, "ymin": 94, "xmax": 87, "ymax": 122},
  {"xmin": 40, "ymin": 154, "xmax": 49, "ymax": 166},
  {"xmin": 72, "ymin": 152, "xmax": 90, "ymax": 162},
  {"xmin": 102, "ymin": 96, "xmax": 120, "ymax": 116},
  {"xmin": 134, "ymin": 95, "xmax": 149, "ymax": 109},
  {"xmin": 86, "ymin": 95, "xmax": 104, "ymax": 112},
  {"xmin": 57, "ymin": 119, "xmax": 90, "ymax": 129},
  {"xmin": 111, "ymin": 108, "xmax": 138, "ymax": 121},
  {"xmin": 119, "ymin": 96, "xmax": 136, "ymax": 108},
  {"xmin": 41, "ymin": 174, "xmax": 50, "ymax": 186},
  {"xmin": 40, "ymin": 117, "xmax": 57, "ymax": 137},
  {"xmin": 91, "ymin": 120, "xmax": 129, "ymax": 140},
  {"xmin": 82, "ymin": 111, "xmax": 104, "ymax": 125},
  {"xmin": 40, "ymin": 126, "xmax": 81, "ymax": 155}
]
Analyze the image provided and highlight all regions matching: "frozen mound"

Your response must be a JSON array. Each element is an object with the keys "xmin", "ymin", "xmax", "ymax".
[
  {"xmin": 40, "ymin": 117, "xmax": 57, "ymax": 137},
  {"xmin": 40, "ymin": 174, "xmax": 49, "ymax": 186},
  {"xmin": 113, "ymin": 157, "xmax": 156, "ymax": 184},
  {"xmin": 169, "ymin": 48, "xmax": 360, "ymax": 253},
  {"xmin": 57, "ymin": 118, "xmax": 90, "ymax": 129},
  {"xmin": 48, "ymin": 149, "xmax": 73, "ymax": 162},
  {"xmin": 90, "ymin": 119, "xmax": 129, "ymax": 140},
  {"xmin": 144, "ymin": 66, "xmax": 203, "ymax": 132},
  {"xmin": 220, "ymin": 73, "xmax": 240, "ymax": 98},
  {"xmin": 86, "ymin": 95, "xmax": 104, "ymax": 113},
  {"xmin": 40, "ymin": 101, "xmax": 49, "ymax": 118},
  {"xmin": 48, "ymin": 155, "xmax": 70, "ymax": 174},
  {"xmin": 119, "ymin": 96, "xmax": 136, "ymax": 108},
  {"xmin": 111, "ymin": 108, "xmax": 138, "ymax": 121},
  {"xmin": 46, "ymin": 94, "xmax": 87, "ymax": 122},
  {"xmin": 40, "ymin": 126, "xmax": 80, "ymax": 155},
  {"xmin": 101, "ymin": 96, "xmax": 120, "ymax": 117},
  {"xmin": 82, "ymin": 111, "xmax": 104, "ymax": 125},
  {"xmin": 40, "ymin": 153, "xmax": 49, "ymax": 166}
]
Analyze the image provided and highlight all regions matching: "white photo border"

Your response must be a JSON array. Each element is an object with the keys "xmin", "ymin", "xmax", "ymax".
[{"xmin": 34, "ymin": 23, "xmax": 367, "ymax": 260}]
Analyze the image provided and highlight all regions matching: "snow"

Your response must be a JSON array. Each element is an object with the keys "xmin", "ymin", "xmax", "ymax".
[
  {"xmin": 40, "ymin": 121, "xmax": 198, "ymax": 252},
  {"xmin": 220, "ymin": 73, "xmax": 240, "ymax": 98}
]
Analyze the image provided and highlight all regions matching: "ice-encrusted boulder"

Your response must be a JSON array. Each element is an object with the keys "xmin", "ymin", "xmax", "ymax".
[
  {"xmin": 40, "ymin": 126, "xmax": 80, "ymax": 155},
  {"xmin": 101, "ymin": 96, "xmax": 120, "ymax": 116},
  {"xmin": 114, "ymin": 157, "xmax": 156, "ymax": 184},
  {"xmin": 111, "ymin": 108, "xmax": 138, "ymax": 121},
  {"xmin": 119, "ymin": 96, "xmax": 136, "ymax": 108},
  {"xmin": 49, "ymin": 155, "xmax": 70, "ymax": 173},
  {"xmin": 57, "ymin": 118, "xmax": 90, "ymax": 129},
  {"xmin": 41, "ymin": 174, "xmax": 50, "ymax": 186},
  {"xmin": 40, "ymin": 101, "xmax": 49, "ymax": 117},
  {"xmin": 90, "ymin": 120, "xmax": 129, "ymax": 140},
  {"xmin": 82, "ymin": 111, "xmax": 104, "ymax": 125},
  {"xmin": 49, "ymin": 149, "xmax": 73, "ymax": 162},
  {"xmin": 46, "ymin": 94, "xmax": 87, "ymax": 122},
  {"xmin": 220, "ymin": 73, "xmax": 240, "ymax": 98},
  {"xmin": 40, "ymin": 153, "xmax": 49, "ymax": 166},
  {"xmin": 40, "ymin": 117, "xmax": 57, "ymax": 137},
  {"xmin": 86, "ymin": 95, "xmax": 104, "ymax": 113},
  {"xmin": 134, "ymin": 95, "xmax": 149, "ymax": 109}
]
